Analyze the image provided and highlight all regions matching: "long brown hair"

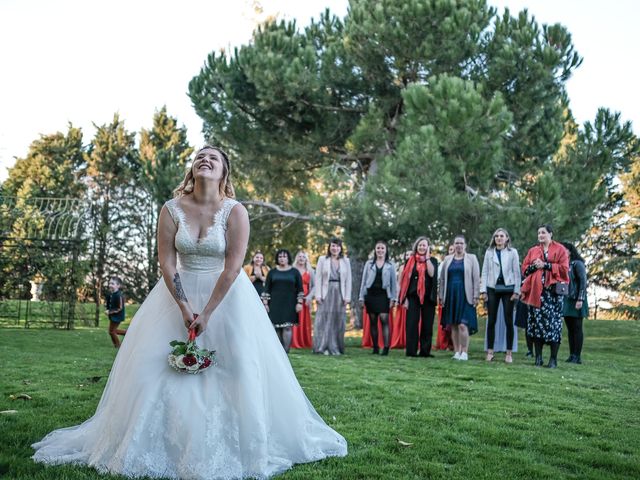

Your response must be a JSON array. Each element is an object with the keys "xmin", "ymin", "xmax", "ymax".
[
  {"xmin": 489, "ymin": 227, "xmax": 512, "ymax": 250},
  {"xmin": 173, "ymin": 145, "xmax": 235, "ymax": 198}
]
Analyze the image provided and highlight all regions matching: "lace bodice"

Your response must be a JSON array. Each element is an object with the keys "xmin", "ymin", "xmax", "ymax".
[{"xmin": 164, "ymin": 197, "xmax": 238, "ymax": 273}]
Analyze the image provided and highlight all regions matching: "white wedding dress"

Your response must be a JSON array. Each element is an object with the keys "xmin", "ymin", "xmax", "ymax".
[{"xmin": 32, "ymin": 198, "xmax": 347, "ymax": 479}]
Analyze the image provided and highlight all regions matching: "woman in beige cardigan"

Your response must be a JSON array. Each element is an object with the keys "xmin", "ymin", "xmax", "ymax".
[
  {"xmin": 439, "ymin": 235, "xmax": 480, "ymax": 361},
  {"xmin": 313, "ymin": 238, "xmax": 352, "ymax": 355}
]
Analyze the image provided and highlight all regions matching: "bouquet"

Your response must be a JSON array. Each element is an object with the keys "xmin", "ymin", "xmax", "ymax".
[{"xmin": 168, "ymin": 320, "xmax": 216, "ymax": 374}]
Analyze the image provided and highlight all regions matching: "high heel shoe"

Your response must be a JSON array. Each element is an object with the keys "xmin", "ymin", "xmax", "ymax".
[
  {"xmin": 380, "ymin": 347, "xmax": 389, "ymax": 356},
  {"xmin": 565, "ymin": 354, "xmax": 576, "ymax": 363},
  {"xmin": 547, "ymin": 358, "xmax": 558, "ymax": 369},
  {"xmin": 534, "ymin": 355, "xmax": 543, "ymax": 367},
  {"xmin": 372, "ymin": 346, "xmax": 379, "ymax": 354},
  {"xmin": 505, "ymin": 353, "xmax": 513, "ymax": 364},
  {"xmin": 485, "ymin": 352, "xmax": 494, "ymax": 362}
]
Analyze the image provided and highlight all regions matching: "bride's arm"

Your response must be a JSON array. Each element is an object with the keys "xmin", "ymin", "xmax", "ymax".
[
  {"xmin": 192, "ymin": 203, "xmax": 250, "ymax": 334},
  {"xmin": 158, "ymin": 206, "xmax": 194, "ymax": 329}
]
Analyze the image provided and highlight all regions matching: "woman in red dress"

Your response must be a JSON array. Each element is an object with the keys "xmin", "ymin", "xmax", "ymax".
[
  {"xmin": 435, "ymin": 245, "xmax": 454, "ymax": 351},
  {"xmin": 291, "ymin": 251, "xmax": 314, "ymax": 348}
]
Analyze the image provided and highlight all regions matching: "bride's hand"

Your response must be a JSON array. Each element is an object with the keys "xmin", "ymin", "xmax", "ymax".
[
  {"xmin": 181, "ymin": 307, "xmax": 195, "ymax": 330},
  {"xmin": 189, "ymin": 313, "xmax": 209, "ymax": 337}
]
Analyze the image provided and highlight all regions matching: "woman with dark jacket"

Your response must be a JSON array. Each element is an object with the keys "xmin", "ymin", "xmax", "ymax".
[
  {"xmin": 398, "ymin": 237, "xmax": 438, "ymax": 357},
  {"xmin": 520, "ymin": 224, "xmax": 569, "ymax": 368},
  {"xmin": 359, "ymin": 241, "xmax": 398, "ymax": 355},
  {"xmin": 561, "ymin": 242, "xmax": 588, "ymax": 364}
]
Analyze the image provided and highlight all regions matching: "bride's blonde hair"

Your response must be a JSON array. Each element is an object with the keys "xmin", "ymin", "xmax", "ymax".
[{"xmin": 173, "ymin": 145, "xmax": 235, "ymax": 198}]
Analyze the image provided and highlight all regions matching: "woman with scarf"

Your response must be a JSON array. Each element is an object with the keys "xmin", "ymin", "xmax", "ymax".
[
  {"xmin": 439, "ymin": 235, "xmax": 480, "ymax": 361},
  {"xmin": 520, "ymin": 224, "xmax": 569, "ymax": 368},
  {"xmin": 398, "ymin": 237, "xmax": 438, "ymax": 357}
]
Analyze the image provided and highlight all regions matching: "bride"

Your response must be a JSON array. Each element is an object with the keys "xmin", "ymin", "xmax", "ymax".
[{"xmin": 32, "ymin": 146, "xmax": 348, "ymax": 479}]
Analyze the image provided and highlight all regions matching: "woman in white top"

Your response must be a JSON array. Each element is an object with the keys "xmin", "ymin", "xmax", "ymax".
[
  {"xmin": 480, "ymin": 228, "xmax": 521, "ymax": 363},
  {"xmin": 314, "ymin": 238, "xmax": 352, "ymax": 355}
]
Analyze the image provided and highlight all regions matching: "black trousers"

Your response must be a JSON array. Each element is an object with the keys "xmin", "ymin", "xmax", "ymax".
[
  {"xmin": 486, "ymin": 288, "xmax": 515, "ymax": 350},
  {"xmin": 406, "ymin": 295, "xmax": 436, "ymax": 356},
  {"xmin": 564, "ymin": 315, "xmax": 584, "ymax": 357}
]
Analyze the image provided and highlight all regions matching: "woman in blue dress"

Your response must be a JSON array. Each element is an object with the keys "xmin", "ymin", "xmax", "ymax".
[{"xmin": 439, "ymin": 235, "xmax": 480, "ymax": 361}]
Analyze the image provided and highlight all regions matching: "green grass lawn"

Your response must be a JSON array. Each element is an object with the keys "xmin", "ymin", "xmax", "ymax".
[{"xmin": 1, "ymin": 320, "xmax": 639, "ymax": 479}]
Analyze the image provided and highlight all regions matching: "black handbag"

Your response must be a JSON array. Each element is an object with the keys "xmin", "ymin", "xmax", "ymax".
[
  {"xmin": 555, "ymin": 282, "xmax": 569, "ymax": 296},
  {"xmin": 493, "ymin": 284, "xmax": 515, "ymax": 294}
]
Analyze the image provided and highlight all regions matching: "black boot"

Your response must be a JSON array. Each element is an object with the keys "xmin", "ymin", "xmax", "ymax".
[
  {"xmin": 380, "ymin": 346, "xmax": 389, "ymax": 356},
  {"xmin": 548, "ymin": 342, "xmax": 559, "ymax": 368},
  {"xmin": 526, "ymin": 335, "xmax": 534, "ymax": 357},
  {"xmin": 566, "ymin": 354, "xmax": 576, "ymax": 363},
  {"xmin": 534, "ymin": 340, "xmax": 544, "ymax": 366}
]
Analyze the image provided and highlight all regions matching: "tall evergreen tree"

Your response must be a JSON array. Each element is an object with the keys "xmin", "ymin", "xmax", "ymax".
[
  {"xmin": 0, "ymin": 126, "xmax": 87, "ymax": 302},
  {"xmin": 85, "ymin": 114, "xmax": 139, "ymax": 325},
  {"xmin": 137, "ymin": 106, "xmax": 193, "ymax": 288},
  {"xmin": 187, "ymin": 0, "xmax": 634, "ymax": 321}
]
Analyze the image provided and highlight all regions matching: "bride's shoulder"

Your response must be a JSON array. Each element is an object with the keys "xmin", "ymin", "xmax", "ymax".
[
  {"xmin": 162, "ymin": 197, "xmax": 181, "ymax": 223},
  {"xmin": 222, "ymin": 198, "xmax": 247, "ymax": 229}
]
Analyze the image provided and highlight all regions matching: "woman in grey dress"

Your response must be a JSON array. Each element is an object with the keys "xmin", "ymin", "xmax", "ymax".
[{"xmin": 313, "ymin": 238, "xmax": 352, "ymax": 355}]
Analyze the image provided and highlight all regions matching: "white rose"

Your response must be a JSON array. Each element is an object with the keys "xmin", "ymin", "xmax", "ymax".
[
  {"xmin": 186, "ymin": 362, "xmax": 200, "ymax": 372},
  {"xmin": 175, "ymin": 354, "xmax": 186, "ymax": 369}
]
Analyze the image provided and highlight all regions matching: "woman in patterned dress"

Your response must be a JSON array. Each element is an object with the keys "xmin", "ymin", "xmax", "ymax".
[
  {"xmin": 520, "ymin": 224, "xmax": 570, "ymax": 368},
  {"xmin": 313, "ymin": 238, "xmax": 352, "ymax": 355}
]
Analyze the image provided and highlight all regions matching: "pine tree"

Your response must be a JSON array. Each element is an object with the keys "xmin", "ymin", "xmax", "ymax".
[
  {"xmin": 0, "ymin": 126, "xmax": 87, "ymax": 302},
  {"xmin": 137, "ymin": 106, "xmax": 193, "ymax": 288},
  {"xmin": 85, "ymin": 114, "xmax": 138, "ymax": 325},
  {"xmin": 188, "ymin": 0, "xmax": 636, "ymax": 321}
]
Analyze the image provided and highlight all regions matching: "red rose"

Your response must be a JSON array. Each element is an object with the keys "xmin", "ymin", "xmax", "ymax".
[
  {"xmin": 201, "ymin": 358, "xmax": 212, "ymax": 369},
  {"xmin": 183, "ymin": 355, "xmax": 197, "ymax": 367}
]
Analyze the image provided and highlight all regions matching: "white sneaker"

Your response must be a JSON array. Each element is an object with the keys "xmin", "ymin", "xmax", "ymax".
[
  {"xmin": 459, "ymin": 352, "xmax": 468, "ymax": 361},
  {"xmin": 453, "ymin": 352, "xmax": 461, "ymax": 360}
]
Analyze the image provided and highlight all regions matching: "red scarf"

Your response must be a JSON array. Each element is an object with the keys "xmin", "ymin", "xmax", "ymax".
[{"xmin": 399, "ymin": 254, "xmax": 428, "ymax": 304}]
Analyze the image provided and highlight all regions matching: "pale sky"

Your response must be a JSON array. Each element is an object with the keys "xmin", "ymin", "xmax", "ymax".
[{"xmin": 1, "ymin": 0, "xmax": 638, "ymax": 182}]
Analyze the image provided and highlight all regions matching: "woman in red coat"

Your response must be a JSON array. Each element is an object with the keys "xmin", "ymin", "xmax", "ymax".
[
  {"xmin": 292, "ymin": 251, "xmax": 314, "ymax": 348},
  {"xmin": 520, "ymin": 224, "xmax": 569, "ymax": 368}
]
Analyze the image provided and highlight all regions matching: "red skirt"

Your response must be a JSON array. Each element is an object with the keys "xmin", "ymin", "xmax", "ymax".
[
  {"xmin": 434, "ymin": 305, "xmax": 453, "ymax": 350},
  {"xmin": 291, "ymin": 303, "xmax": 312, "ymax": 348},
  {"xmin": 361, "ymin": 306, "xmax": 406, "ymax": 349}
]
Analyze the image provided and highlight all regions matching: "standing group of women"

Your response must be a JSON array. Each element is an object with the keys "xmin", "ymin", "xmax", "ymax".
[
  {"xmin": 248, "ymin": 224, "xmax": 589, "ymax": 368},
  {"xmin": 245, "ymin": 238, "xmax": 352, "ymax": 355}
]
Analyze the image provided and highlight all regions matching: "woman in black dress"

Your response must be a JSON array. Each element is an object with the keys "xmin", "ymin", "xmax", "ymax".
[
  {"xmin": 261, "ymin": 249, "xmax": 303, "ymax": 353},
  {"xmin": 561, "ymin": 242, "xmax": 588, "ymax": 364},
  {"xmin": 358, "ymin": 241, "xmax": 398, "ymax": 355}
]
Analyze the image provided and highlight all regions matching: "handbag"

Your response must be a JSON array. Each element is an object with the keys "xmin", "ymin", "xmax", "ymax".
[
  {"xmin": 493, "ymin": 284, "xmax": 515, "ymax": 294},
  {"xmin": 554, "ymin": 282, "xmax": 568, "ymax": 296}
]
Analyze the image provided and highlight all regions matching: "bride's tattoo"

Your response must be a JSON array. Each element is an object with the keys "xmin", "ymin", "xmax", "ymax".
[{"xmin": 173, "ymin": 273, "xmax": 187, "ymax": 302}]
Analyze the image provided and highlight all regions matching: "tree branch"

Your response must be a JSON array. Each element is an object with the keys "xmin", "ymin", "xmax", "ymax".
[
  {"xmin": 299, "ymin": 99, "xmax": 366, "ymax": 113},
  {"xmin": 241, "ymin": 200, "xmax": 343, "ymax": 225}
]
